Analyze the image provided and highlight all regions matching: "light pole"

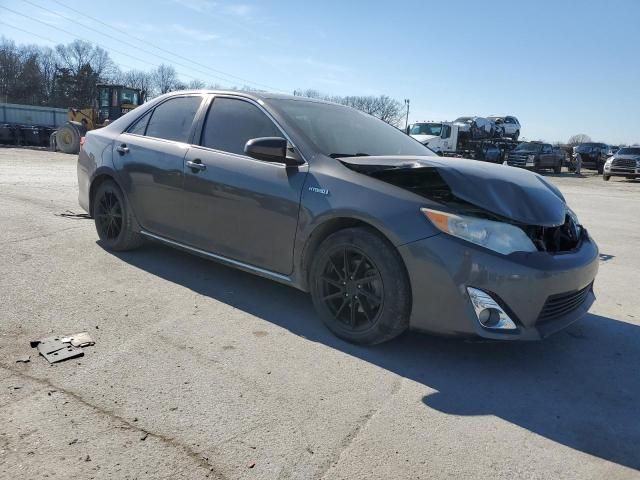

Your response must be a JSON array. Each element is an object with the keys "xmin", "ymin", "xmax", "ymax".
[{"xmin": 404, "ymin": 99, "xmax": 410, "ymax": 131}]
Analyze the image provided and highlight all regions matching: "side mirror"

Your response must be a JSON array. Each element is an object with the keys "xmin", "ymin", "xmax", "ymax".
[{"xmin": 244, "ymin": 137, "xmax": 302, "ymax": 166}]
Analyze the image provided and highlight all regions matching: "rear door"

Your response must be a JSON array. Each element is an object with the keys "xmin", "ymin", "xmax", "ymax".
[
  {"xmin": 181, "ymin": 95, "xmax": 308, "ymax": 275},
  {"xmin": 114, "ymin": 94, "xmax": 203, "ymax": 240}
]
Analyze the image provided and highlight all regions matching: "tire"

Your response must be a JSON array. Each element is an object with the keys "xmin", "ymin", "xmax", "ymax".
[
  {"xmin": 93, "ymin": 180, "xmax": 143, "ymax": 251},
  {"xmin": 309, "ymin": 227, "xmax": 411, "ymax": 345},
  {"xmin": 512, "ymin": 130, "xmax": 520, "ymax": 141},
  {"xmin": 553, "ymin": 162, "xmax": 562, "ymax": 174},
  {"xmin": 603, "ymin": 174, "xmax": 611, "ymax": 181},
  {"xmin": 597, "ymin": 162, "xmax": 604, "ymax": 174},
  {"xmin": 56, "ymin": 124, "xmax": 80, "ymax": 154}
]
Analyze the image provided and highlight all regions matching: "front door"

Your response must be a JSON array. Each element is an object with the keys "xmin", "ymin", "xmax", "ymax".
[{"xmin": 182, "ymin": 96, "xmax": 308, "ymax": 275}]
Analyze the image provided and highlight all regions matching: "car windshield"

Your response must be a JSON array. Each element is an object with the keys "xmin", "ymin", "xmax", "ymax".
[
  {"xmin": 271, "ymin": 99, "xmax": 435, "ymax": 158},
  {"xmin": 618, "ymin": 147, "xmax": 640, "ymax": 155},
  {"xmin": 120, "ymin": 88, "xmax": 140, "ymax": 105},
  {"xmin": 576, "ymin": 143, "xmax": 598, "ymax": 152},
  {"xmin": 409, "ymin": 123, "xmax": 443, "ymax": 136},
  {"xmin": 514, "ymin": 142, "xmax": 542, "ymax": 152}
]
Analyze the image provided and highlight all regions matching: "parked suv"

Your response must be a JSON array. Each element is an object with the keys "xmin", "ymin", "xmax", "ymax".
[
  {"xmin": 572, "ymin": 143, "xmax": 609, "ymax": 173},
  {"xmin": 487, "ymin": 115, "xmax": 521, "ymax": 140},
  {"xmin": 505, "ymin": 142, "xmax": 563, "ymax": 173},
  {"xmin": 603, "ymin": 146, "xmax": 640, "ymax": 181},
  {"xmin": 77, "ymin": 90, "xmax": 598, "ymax": 344}
]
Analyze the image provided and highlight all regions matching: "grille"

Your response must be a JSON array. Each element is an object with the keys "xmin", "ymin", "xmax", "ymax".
[
  {"xmin": 612, "ymin": 158, "xmax": 637, "ymax": 169},
  {"xmin": 538, "ymin": 283, "xmax": 592, "ymax": 324},
  {"xmin": 507, "ymin": 153, "xmax": 528, "ymax": 167}
]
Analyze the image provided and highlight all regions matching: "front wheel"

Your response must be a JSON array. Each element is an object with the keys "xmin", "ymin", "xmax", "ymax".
[
  {"xmin": 603, "ymin": 174, "xmax": 611, "ymax": 181},
  {"xmin": 554, "ymin": 162, "xmax": 562, "ymax": 174},
  {"xmin": 309, "ymin": 228, "xmax": 411, "ymax": 344},
  {"xmin": 597, "ymin": 162, "xmax": 604, "ymax": 174},
  {"xmin": 512, "ymin": 130, "xmax": 520, "ymax": 141},
  {"xmin": 93, "ymin": 180, "xmax": 143, "ymax": 251}
]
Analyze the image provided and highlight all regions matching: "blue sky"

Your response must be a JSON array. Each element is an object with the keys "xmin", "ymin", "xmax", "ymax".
[{"xmin": 2, "ymin": 0, "xmax": 639, "ymax": 144}]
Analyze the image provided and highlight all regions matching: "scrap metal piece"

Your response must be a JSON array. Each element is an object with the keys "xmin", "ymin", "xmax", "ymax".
[
  {"xmin": 67, "ymin": 332, "xmax": 95, "ymax": 348},
  {"xmin": 35, "ymin": 336, "xmax": 84, "ymax": 364},
  {"xmin": 15, "ymin": 355, "xmax": 31, "ymax": 363}
]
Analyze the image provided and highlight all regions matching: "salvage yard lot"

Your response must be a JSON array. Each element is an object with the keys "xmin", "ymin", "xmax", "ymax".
[{"xmin": 1, "ymin": 147, "xmax": 639, "ymax": 480}]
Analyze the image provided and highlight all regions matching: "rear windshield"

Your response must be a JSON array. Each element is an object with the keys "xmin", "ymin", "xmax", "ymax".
[{"xmin": 618, "ymin": 147, "xmax": 640, "ymax": 155}]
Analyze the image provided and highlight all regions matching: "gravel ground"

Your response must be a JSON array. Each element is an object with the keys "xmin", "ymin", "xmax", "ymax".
[{"xmin": 1, "ymin": 147, "xmax": 639, "ymax": 480}]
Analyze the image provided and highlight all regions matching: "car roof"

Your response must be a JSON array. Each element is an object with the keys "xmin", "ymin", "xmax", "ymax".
[{"xmin": 163, "ymin": 89, "xmax": 340, "ymax": 106}]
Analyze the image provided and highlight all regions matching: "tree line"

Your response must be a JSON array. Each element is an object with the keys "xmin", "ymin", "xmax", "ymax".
[{"xmin": 0, "ymin": 37, "xmax": 408, "ymax": 127}]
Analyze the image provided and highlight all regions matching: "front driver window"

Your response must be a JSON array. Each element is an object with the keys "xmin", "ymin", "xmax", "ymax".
[{"xmin": 201, "ymin": 97, "xmax": 282, "ymax": 156}]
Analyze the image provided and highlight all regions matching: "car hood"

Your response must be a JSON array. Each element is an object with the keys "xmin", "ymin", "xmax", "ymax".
[
  {"xmin": 339, "ymin": 155, "xmax": 567, "ymax": 227},
  {"xmin": 613, "ymin": 154, "xmax": 640, "ymax": 160}
]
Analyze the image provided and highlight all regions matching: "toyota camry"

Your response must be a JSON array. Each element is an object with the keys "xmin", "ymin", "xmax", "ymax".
[{"xmin": 77, "ymin": 91, "xmax": 599, "ymax": 344}]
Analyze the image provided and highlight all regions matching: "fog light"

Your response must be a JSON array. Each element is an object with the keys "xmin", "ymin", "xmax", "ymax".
[{"xmin": 467, "ymin": 287, "xmax": 517, "ymax": 330}]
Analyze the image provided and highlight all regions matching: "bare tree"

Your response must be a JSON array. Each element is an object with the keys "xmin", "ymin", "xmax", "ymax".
[
  {"xmin": 187, "ymin": 79, "xmax": 205, "ymax": 89},
  {"xmin": 153, "ymin": 64, "xmax": 179, "ymax": 94},
  {"xmin": 55, "ymin": 40, "xmax": 113, "ymax": 79},
  {"xmin": 568, "ymin": 134, "xmax": 592, "ymax": 145},
  {"xmin": 122, "ymin": 69, "xmax": 155, "ymax": 97}
]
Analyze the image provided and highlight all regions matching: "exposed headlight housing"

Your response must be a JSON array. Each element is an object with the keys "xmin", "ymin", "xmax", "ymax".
[{"xmin": 421, "ymin": 208, "xmax": 537, "ymax": 255}]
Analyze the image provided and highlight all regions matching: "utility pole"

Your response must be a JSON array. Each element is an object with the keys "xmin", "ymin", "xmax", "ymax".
[{"xmin": 404, "ymin": 99, "xmax": 410, "ymax": 130}]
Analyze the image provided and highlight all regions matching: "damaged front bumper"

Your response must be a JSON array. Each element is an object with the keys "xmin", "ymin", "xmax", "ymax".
[{"xmin": 398, "ymin": 231, "xmax": 599, "ymax": 340}]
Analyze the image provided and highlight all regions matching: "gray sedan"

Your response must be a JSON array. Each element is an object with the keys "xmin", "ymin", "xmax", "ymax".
[{"xmin": 78, "ymin": 91, "xmax": 598, "ymax": 344}]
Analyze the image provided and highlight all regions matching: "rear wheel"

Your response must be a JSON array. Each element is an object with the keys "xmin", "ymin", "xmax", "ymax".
[
  {"xmin": 310, "ymin": 228, "xmax": 411, "ymax": 344},
  {"xmin": 553, "ymin": 162, "xmax": 562, "ymax": 174},
  {"xmin": 93, "ymin": 180, "xmax": 143, "ymax": 251},
  {"xmin": 56, "ymin": 124, "xmax": 80, "ymax": 154}
]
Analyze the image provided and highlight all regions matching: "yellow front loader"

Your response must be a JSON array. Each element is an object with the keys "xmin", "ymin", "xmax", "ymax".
[{"xmin": 55, "ymin": 84, "xmax": 145, "ymax": 154}]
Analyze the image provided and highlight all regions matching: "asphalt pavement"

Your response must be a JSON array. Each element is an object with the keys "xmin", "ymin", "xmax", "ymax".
[{"xmin": 1, "ymin": 147, "xmax": 639, "ymax": 479}]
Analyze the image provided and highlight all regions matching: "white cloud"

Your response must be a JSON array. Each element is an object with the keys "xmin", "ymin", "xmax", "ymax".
[
  {"xmin": 171, "ymin": 0, "xmax": 217, "ymax": 13},
  {"xmin": 171, "ymin": 24, "xmax": 219, "ymax": 42},
  {"xmin": 224, "ymin": 4, "xmax": 253, "ymax": 17}
]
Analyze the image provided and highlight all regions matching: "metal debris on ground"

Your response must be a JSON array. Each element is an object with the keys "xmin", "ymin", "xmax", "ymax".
[
  {"xmin": 54, "ymin": 210, "xmax": 92, "ymax": 220},
  {"xmin": 30, "ymin": 332, "xmax": 95, "ymax": 364},
  {"xmin": 15, "ymin": 355, "xmax": 30, "ymax": 363}
]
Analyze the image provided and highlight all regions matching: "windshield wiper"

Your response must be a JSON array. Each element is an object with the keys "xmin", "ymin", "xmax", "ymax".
[{"xmin": 328, "ymin": 152, "xmax": 370, "ymax": 159}]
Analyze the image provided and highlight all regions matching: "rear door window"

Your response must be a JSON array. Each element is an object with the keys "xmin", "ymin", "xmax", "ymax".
[
  {"xmin": 145, "ymin": 96, "xmax": 202, "ymax": 143},
  {"xmin": 200, "ymin": 97, "xmax": 282, "ymax": 156},
  {"xmin": 127, "ymin": 110, "xmax": 152, "ymax": 136}
]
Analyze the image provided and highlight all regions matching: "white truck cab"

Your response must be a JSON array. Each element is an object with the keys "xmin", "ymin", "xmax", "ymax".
[{"xmin": 408, "ymin": 121, "xmax": 458, "ymax": 154}]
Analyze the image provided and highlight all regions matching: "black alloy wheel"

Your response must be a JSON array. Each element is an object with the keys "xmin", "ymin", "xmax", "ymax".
[
  {"xmin": 92, "ymin": 180, "xmax": 143, "ymax": 251},
  {"xmin": 310, "ymin": 227, "xmax": 411, "ymax": 344},
  {"xmin": 320, "ymin": 247, "xmax": 384, "ymax": 330},
  {"xmin": 95, "ymin": 189, "xmax": 123, "ymax": 241}
]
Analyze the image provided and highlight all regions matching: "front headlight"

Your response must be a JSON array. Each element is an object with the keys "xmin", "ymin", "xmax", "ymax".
[
  {"xmin": 421, "ymin": 208, "xmax": 537, "ymax": 255},
  {"xmin": 526, "ymin": 154, "xmax": 535, "ymax": 166}
]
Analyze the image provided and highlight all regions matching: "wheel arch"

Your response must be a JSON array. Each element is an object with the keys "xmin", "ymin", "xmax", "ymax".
[{"xmin": 298, "ymin": 216, "xmax": 409, "ymax": 292}]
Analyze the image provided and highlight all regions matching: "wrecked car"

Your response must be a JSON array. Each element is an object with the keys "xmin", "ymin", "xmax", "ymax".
[
  {"xmin": 453, "ymin": 116, "xmax": 496, "ymax": 140},
  {"xmin": 78, "ymin": 91, "xmax": 599, "ymax": 344}
]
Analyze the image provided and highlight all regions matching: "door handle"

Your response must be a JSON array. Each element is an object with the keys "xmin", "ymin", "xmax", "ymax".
[
  {"xmin": 186, "ymin": 159, "xmax": 206, "ymax": 171},
  {"xmin": 116, "ymin": 144, "xmax": 129, "ymax": 154}
]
